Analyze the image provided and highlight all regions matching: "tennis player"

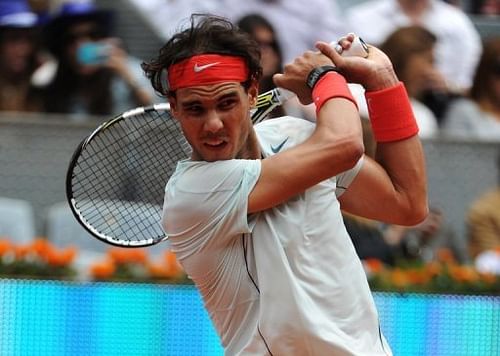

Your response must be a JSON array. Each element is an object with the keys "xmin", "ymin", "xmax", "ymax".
[{"xmin": 143, "ymin": 15, "xmax": 427, "ymax": 355}]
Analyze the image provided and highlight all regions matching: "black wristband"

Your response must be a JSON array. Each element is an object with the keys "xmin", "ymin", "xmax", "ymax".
[{"xmin": 306, "ymin": 65, "xmax": 341, "ymax": 89}]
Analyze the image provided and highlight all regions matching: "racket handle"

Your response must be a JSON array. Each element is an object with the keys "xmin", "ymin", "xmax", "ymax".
[
  {"xmin": 333, "ymin": 35, "xmax": 369, "ymax": 58},
  {"xmin": 275, "ymin": 87, "xmax": 296, "ymax": 105},
  {"xmin": 278, "ymin": 35, "xmax": 368, "ymax": 104},
  {"xmin": 252, "ymin": 35, "xmax": 369, "ymax": 124}
]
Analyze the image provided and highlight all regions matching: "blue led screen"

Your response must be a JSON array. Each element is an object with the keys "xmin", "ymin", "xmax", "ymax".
[{"xmin": 0, "ymin": 279, "xmax": 498, "ymax": 355}]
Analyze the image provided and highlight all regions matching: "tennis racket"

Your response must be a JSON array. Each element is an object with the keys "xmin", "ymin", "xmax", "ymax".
[{"xmin": 66, "ymin": 36, "xmax": 368, "ymax": 247}]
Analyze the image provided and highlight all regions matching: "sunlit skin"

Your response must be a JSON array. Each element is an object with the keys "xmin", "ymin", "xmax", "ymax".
[{"xmin": 169, "ymin": 81, "xmax": 260, "ymax": 162}]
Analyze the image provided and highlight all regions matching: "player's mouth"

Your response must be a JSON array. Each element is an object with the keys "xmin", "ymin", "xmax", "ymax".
[{"xmin": 204, "ymin": 138, "xmax": 228, "ymax": 149}]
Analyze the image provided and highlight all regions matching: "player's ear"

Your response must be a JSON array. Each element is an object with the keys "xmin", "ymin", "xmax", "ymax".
[
  {"xmin": 247, "ymin": 81, "xmax": 259, "ymax": 108},
  {"xmin": 168, "ymin": 97, "xmax": 178, "ymax": 117}
]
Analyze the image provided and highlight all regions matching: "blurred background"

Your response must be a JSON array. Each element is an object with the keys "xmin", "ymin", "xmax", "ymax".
[{"xmin": 0, "ymin": 0, "xmax": 499, "ymax": 355}]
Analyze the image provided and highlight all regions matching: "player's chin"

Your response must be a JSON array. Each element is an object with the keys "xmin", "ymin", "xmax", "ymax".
[{"xmin": 201, "ymin": 142, "xmax": 232, "ymax": 161}]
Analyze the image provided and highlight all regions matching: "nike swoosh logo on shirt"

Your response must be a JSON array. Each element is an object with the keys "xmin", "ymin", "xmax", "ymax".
[
  {"xmin": 193, "ymin": 62, "xmax": 220, "ymax": 72},
  {"xmin": 270, "ymin": 137, "xmax": 289, "ymax": 153}
]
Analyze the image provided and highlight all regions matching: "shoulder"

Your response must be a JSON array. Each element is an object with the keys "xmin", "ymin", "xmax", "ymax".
[
  {"xmin": 431, "ymin": 0, "xmax": 468, "ymax": 16},
  {"xmin": 430, "ymin": 0, "xmax": 476, "ymax": 26},
  {"xmin": 445, "ymin": 98, "xmax": 479, "ymax": 117},
  {"xmin": 444, "ymin": 98, "xmax": 481, "ymax": 122},
  {"xmin": 170, "ymin": 159, "xmax": 261, "ymax": 193}
]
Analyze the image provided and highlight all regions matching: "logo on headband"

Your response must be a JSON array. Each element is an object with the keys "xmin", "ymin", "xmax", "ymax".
[
  {"xmin": 194, "ymin": 62, "xmax": 220, "ymax": 73},
  {"xmin": 168, "ymin": 54, "xmax": 249, "ymax": 91}
]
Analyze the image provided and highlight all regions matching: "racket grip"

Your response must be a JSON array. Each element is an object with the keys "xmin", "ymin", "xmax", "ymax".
[
  {"xmin": 276, "ymin": 87, "xmax": 296, "ymax": 104},
  {"xmin": 333, "ymin": 35, "xmax": 369, "ymax": 58}
]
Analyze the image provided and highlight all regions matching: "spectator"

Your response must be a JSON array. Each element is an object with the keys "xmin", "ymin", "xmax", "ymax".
[
  {"xmin": 343, "ymin": 213, "xmax": 397, "ymax": 266},
  {"xmin": 42, "ymin": 0, "xmax": 155, "ymax": 117},
  {"xmin": 345, "ymin": 207, "xmax": 468, "ymax": 266},
  {"xmin": 219, "ymin": 0, "xmax": 348, "ymax": 65},
  {"xmin": 441, "ymin": 36, "xmax": 500, "ymax": 141},
  {"xmin": 470, "ymin": 0, "xmax": 500, "ymax": 16},
  {"xmin": 0, "ymin": 0, "xmax": 44, "ymax": 112},
  {"xmin": 467, "ymin": 152, "xmax": 500, "ymax": 259},
  {"xmin": 345, "ymin": 119, "xmax": 467, "ymax": 265},
  {"xmin": 129, "ymin": 0, "xmax": 348, "ymax": 65},
  {"xmin": 383, "ymin": 207, "xmax": 468, "ymax": 264},
  {"xmin": 379, "ymin": 26, "xmax": 441, "ymax": 136},
  {"xmin": 236, "ymin": 13, "xmax": 309, "ymax": 119},
  {"xmin": 346, "ymin": 0, "xmax": 482, "ymax": 93}
]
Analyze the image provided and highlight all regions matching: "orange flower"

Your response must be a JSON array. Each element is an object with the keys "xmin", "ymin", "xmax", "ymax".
[
  {"xmin": 390, "ymin": 268, "xmax": 409, "ymax": 288},
  {"xmin": 425, "ymin": 261, "xmax": 442, "ymax": 277},
  {"xmin": 108, "ymin": 247, "xmax": 148, "ymax": 265},
  {"xmin": 147, "ymin": 262, "xmax": 172, "ymax": 279},
  {"xmin": 436, "ymin": 248, "xmax": 456, "ymax": 264},
  {"xmin": 46, "ymin": 246, "xmax": 77, "ymax": 267},
  {"xmin": 163, "ymin": 250, "xmax": 184, "ymax": 277},
  {"xmin": 90, "ymin": 259, "xmax": 116, "ymax": 279},
  {"xmin": 406, "ymin": 269, "xmax": 430, "ymax": 285},
  {"xmin": 480, "ymin": 272, "xmax": 497, "ymax": 285},
  {"xmin": 364, "ymin": 258, "xmax": 384, "ymax": 274},
  {"xmin": 449, "ymin": 265, "xmax": 479, "ymax": 283},
  {"xmin": 0, "ymin": 239, "xmax": 12, "ymax": 256},
  {"xmin": 127, "ymin": 248, "xmax": 148, "ymax": 264},
  {"xmin": 13, "ymin": 244, "xmax": 31, "ymax": 259},
  {"xmin": 30, "ymin": 238, "xmax": 53, "ymax": 259}
]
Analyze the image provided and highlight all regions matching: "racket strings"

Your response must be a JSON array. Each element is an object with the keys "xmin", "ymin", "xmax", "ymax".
[
  {"xmin": 68, "ymin": 88, "xmax": 284, "ymax": 246},
  {"xmin": 70, "ymin": 109, "xmax": 188, "ymax": 244}
]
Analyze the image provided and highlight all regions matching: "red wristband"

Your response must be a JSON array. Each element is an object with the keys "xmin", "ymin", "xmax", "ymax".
[
  {"xmin": 312, "ymin": 71, "xmax": 358, "ymax": 115},
  {"xmin": 365, "ymin": 82, "xmax": 419, "ymax": 142}
]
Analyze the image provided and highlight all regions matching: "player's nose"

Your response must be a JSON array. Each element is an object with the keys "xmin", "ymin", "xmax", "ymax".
[{"xmin": 203, "ymin": 111, "xmax": 224, "ymax": 133}]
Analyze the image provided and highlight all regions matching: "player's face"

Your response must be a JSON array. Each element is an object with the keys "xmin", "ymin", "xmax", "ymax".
[{"xmin": 170, "ymin": 81, "xmax": 259, "ymax": 162}]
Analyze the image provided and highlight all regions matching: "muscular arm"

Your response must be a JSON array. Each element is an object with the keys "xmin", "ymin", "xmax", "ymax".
[
  {"xmin": 339, "ymin": 136, "xmax": 427, "ymax": 225},
  {"xmin": 248, "ymin": 96, "xmax": 363, "ymax": 213},
  {"xmin": 331, "ymin": 41, "xmax": 428, "ymax": 225},
  {"xmin": 248, "ymin": 46, "xmax": 364, "ymax": 213},
  {"xmin": 249, "ymin": 36, "xmax": 428, "ymax": 225}
]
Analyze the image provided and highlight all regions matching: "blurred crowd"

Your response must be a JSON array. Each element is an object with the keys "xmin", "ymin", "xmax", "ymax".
[
  {"xmin": 0, "ymin": 0, "xmax": 157, "ymax": 117},
  {"xmin": 0, "ymin": 0, "xmax": 499, "ymax": 277}
]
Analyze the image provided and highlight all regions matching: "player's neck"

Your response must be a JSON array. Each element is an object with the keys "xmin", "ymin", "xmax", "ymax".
[{"xmin": 237, "ymin": 128, "xmax": 261, "ymax": 160}]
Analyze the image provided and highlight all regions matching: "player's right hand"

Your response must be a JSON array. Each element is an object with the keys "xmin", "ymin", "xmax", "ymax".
[{"xmin": 317, "ymin": 38, "xmax": 399, "ymax": 92}]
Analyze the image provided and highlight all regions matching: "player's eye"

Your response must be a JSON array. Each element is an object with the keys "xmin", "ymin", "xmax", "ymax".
[
  {"xmin": 218, "ymin": 98, "xmax": 237, "ymax": 111},
  {"xmin": 185, "ymin": 105, "xmax": 204, "ymax": 116}
]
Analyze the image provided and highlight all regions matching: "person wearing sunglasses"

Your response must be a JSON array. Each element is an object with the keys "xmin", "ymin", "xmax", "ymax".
[{"xmin": 42, "ymin": 0, "xmax": 155, "ymax": 117}]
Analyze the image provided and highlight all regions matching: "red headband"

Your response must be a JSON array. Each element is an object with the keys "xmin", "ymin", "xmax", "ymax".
[{"xmin": 167, "ymin": 54, "xmax": 249, "ymax": 91}]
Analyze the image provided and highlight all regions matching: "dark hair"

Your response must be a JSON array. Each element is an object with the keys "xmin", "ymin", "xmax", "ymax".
[
  {"xmin": 236, "ymin": 13, "xmax": 282, "ymax": 69},
  {"xmin": 380, "ymin": 26, "xmax": 437, "ymax": 81},
  {"xmin": 142, "ymin": 14, "xmax": 262, "ymax": 97},
  {"xmin": 470, "ymin": 36, "xmax": 500, "ymax": 103},
  {"xmin": 236, "ymin": 13, "xmax": 284, "ymax": 116}
]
